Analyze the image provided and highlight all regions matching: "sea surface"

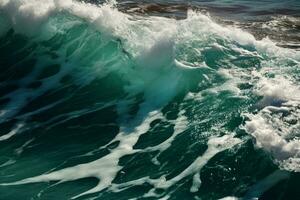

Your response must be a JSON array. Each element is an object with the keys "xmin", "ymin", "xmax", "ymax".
[{"xmin": 0, "ymin": 0, "xmax": 300, "ymax": 199}]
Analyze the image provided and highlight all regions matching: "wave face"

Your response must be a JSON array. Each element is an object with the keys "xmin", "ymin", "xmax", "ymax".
[{"xmin": 0, "ymin": 0, "xmax": 299, "ymax": 199}]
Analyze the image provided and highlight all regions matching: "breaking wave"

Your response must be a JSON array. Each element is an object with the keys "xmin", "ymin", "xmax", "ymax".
[{"xmin": 0, "ymin": 0, "xmax": 299, "ymax": 199}]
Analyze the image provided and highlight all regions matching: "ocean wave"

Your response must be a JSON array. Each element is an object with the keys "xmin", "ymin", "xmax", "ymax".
[{"xmin": 0, "ymin": 0, "xmax": 299, "ymax": 199}]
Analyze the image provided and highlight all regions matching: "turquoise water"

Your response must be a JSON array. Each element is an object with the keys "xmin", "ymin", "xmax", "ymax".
[{"xmin": 0, "ymin": 0, "xmax": 299, "ymax": 199}]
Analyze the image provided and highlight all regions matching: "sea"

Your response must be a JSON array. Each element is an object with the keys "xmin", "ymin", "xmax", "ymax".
[{"xmin": 0, "ymin": 0, "xmax": 299, "ymax": 199}]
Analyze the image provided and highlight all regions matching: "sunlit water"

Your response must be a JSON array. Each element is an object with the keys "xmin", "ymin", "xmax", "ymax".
[{"xmin": 0, "ymin": 0, "xmax": 299, "ymax": 199}]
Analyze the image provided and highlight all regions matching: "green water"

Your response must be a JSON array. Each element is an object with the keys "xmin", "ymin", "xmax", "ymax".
[{"xmin": 0, "ymin": 1, "xmax": 299, "ymax": 200}]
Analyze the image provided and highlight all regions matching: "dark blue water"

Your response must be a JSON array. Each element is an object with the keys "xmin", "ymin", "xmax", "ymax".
[{"xmin": 92, "ymin": 0, "xmax": 300, "ymax": 17}]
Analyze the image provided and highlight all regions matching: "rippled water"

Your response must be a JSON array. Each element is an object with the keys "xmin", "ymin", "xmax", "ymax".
[{"xmin": 0, "ymin": 0, "xmax": 299, "ymax": 200}]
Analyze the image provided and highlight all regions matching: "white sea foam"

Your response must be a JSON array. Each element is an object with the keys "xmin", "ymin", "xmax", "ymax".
[
  {"xmin": 252, "ymin": 71, "xmax": 300, "ymax": 103},
  {"xmin": 219, "ymin": 197, "xmax": 239, "ymax": 200},
  {"xmin": 1, "ymin": 0, "xmax": 299, "ymax": 61},
  {"xmin": 1, "ymin": 0, "xmax": 300, "ymax": 198},
  {"xmin": 155, "ymin": 135, "xmax": 241, "ymax": 193},
  {"xmin": 244, "ymin": 73, "xmax": 300, "ymax": 172},
  {"xmin": 0, "ymin": 123, "xmax": 24, "ymax": 141},
  {"xmin": 109, "ymin": 134, "xmax": 241, "ymax": 198},
  {"xmin": 0, "ymin": 0, "xmax": 57, "ymax": 35},
  {"xmin": 0, "ymin": 110, "xmax": 241, "ymax": 199},
  {"xmin": 1, "ymin": 111, "xmax": 163, "ymax": 199}
]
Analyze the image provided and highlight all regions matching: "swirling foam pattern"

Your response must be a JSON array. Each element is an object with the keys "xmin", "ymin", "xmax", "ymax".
[{"xmin": 0, "ymin": 0, "xmax": 299, "ymax": 199}]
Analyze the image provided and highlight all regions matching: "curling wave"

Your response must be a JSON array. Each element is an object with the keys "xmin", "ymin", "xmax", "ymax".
[{"xmin": 0, "ymin": 0, "xmax": 299, "ymax": 199}]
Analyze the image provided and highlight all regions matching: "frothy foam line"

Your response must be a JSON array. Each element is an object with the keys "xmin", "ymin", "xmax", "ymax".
[
  {"xmin": 0, "ymin": 1, "xmax": 300, "ymax": 199},
  {"xmin": 153, "ymin": 135, "xmax": 241, "ymax": 193},
  {"xmin": 1, "ymin": 0, "xmax": 300, "ymax": 61},
  {"xmin": 108, "ymin": 135, "xmax": 241, "ymax": 198},
  {"xmin": 244, "ymin": 72, "xmax": 300, "ymax": 172},
  {"xmin": 0, "ymin": 111, "xmax": 163, "ymax": 199},
  {"xmin": 0, "ymin": 123, "xmax": 24, "ymax": 141},
  {"xmin": 144, "ymin": 109, "xmax": 188, "ymax": 154},
  {"xmin": 0, "ymin": 108, "xmax": 242, "ymax": 199}
]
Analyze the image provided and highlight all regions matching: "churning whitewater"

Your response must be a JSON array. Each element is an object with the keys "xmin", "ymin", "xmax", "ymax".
[{"xmin": 0, "ymin": 0, "xmax": 299, "ymax": 199}]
